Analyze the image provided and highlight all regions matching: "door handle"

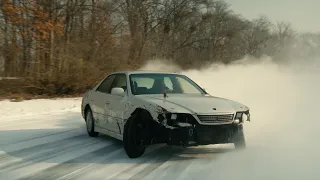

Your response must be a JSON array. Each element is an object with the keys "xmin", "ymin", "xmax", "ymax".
[{"xmin": 106, "ymin": 101, "xmax": 110, "ymax": 105}]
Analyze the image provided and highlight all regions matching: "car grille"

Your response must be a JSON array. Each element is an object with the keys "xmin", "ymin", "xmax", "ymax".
[
  {"xmin": 197, "ymin": 114, "xmax": 234, "ymax": 123},
  {"xmin": 195, "ymin": 124, "xmax": 235, "ymax": 144}
]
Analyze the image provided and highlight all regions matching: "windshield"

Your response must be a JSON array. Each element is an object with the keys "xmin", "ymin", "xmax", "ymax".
[{"xmin": 129, "ymin": 73, "xmax": 206, "ymax": 95}]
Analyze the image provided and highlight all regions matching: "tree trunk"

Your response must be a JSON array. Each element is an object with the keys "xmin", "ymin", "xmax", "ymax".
[{"xmin": 3, "ymin": 9, "xmax": 10, "ymax": 77}]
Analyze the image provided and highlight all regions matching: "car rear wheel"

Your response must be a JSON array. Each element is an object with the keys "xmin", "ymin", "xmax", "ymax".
[
  {"xmin": 123, "ymin": 113, "xmax": 147, "ymax": 158},
  {"xmin": 86, "ymin": 109, "xmax": 99, "ymax": 137}
]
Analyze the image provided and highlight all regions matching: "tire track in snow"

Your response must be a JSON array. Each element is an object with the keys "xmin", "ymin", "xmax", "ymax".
[
  {"xmin": 18, "ymin": 144, "xmax": 123, "ymax": 180},
  {"xmin": 112, "ymin": 147, "xmax": 186, "ymax": 180},
  {"xmin": 127, "ymin": 149, "xmax": 186, "ymax": 180},
  {"xmin": 0, "ymin": 139, "xmax": 112, "ymax": 180},
  {"xmin": 0, "ymin": 125, "xmax": 230, "ymax": 180},
  {"xmin": 0, "ymin": 135, "xmax": 94, "ymax": 171},
  {"xmin": 0, "ymin": 106, "xmax": 232, "ymax": 180},
  {"xmin": 0, "ymin": 135, "xmax": 86, "ymax": 158},
  {"xmin": 64, "ymin": 145, "xmax": 168, "ymax": 180},
  {"xmin": 0, "ymin": 128, "xmax": 78, "ymax": 146},
  {"xmin": 0, "ymin": 128, "xmax": 84, "ymax": 153}
]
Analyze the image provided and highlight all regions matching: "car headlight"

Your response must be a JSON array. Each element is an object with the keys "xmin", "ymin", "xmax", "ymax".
[
  {"xmin": 235, "ymin": 111, "xmax": 251, "ymax": 122},
  {"xmin": 244, "ymin": 111, "xmax": 251, "ymax": 122},
  {"xmin": 235, "ymin": 112, "xmax": 243, "ymax": 119},
  {"xmin": 242, "ymin": 113, "xmax": 248, "ymax": 121}
]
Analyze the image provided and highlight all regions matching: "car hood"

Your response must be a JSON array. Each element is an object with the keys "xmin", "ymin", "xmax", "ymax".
[{"xmin": 135, "ymin": 94, "xmax": 249, "ymax": 114}]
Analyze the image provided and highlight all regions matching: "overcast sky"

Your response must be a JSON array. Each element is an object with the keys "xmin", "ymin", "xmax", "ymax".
[{"xmin": 224, "ymin": 0, "xmax": 319, "ymax": 33}]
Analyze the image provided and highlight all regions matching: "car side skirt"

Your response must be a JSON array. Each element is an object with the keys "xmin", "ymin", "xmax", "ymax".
[{"xmin": 95, "ymin": 127, "xmax": 123, "ymax": 141}]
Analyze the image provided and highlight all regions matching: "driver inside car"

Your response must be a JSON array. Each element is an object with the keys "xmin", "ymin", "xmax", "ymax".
[{"xmin": 149, "ymin": 78, "xmax": 172, "ymax": 94}]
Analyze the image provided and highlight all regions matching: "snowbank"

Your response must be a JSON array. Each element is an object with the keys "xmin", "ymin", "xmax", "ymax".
[{"xmin": 0, "ymin": 98, "xmax": 82, "ymax": 120}]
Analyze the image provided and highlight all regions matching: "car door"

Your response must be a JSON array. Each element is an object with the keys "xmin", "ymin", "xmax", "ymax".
[
  {"xmin": 90, "ymin": 74, "xmax": 116, "ymax": 131},
  {"xmin": 107, "ymin": 73, "xmax": 128, "ymax": 135}
]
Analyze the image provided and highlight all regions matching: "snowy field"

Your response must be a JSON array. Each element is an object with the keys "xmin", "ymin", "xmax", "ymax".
[
  {"xmin": 0, "ymin": 98, "xmax": 236, "ymax": 180},
  {"xmin": 1, "ymin": 59, "xmax": 320, "ymax": 180}
]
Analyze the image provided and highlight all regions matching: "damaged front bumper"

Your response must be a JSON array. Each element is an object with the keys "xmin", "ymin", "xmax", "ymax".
[
  {"xmin": 156, "ymin": 111, "xmax": 250, "ymax": 147},
  {"xmin": 166, "ymin": 123, "xmax": 243, "ymax": 146}
]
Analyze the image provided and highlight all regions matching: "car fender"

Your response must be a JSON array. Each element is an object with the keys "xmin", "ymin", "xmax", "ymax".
[
  {"xmin": 81, "ymin": 90, "xmax": 93, "ymax": 118},
  {"xmin": 123, "ymin": 97, "xmax": 170, "ymax": 125}
]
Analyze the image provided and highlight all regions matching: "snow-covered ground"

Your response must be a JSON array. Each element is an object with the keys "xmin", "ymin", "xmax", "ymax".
[
  {"xmin": 0, "ymin": 97, "xmax": 235, "ymax": 180},
  {"xmin": 0, "ymin": 98, "xmax": 81, "ymax": 120},
  {"xmin": 1, "ymin": 58, "xmax": 320, "ymax": 180},
  {"xmin": 0, "ymin": 98, "xmax": 82, "ymax": 145}
]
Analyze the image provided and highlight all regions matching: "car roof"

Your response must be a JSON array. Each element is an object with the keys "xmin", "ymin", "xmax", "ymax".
[{"xmin": 110, "ymin": 70, "xmax": 182, "ymax": 75}]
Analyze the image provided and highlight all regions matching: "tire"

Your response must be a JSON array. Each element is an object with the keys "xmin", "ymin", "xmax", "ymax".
[
  {"xmin": 233, "ymin": 129, "xmax": 246, "ymax": 149},
  {"xmin": 85, "ymin": 109, "xmax": 99, "ymax": 137},
  {"xmin": 123, "ymin": 113, "xmax": 147, "ymax": 158}
]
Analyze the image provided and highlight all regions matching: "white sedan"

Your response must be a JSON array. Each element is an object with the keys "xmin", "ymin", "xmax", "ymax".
[{"xmin": 81, "ymin": 71, "xmax": 251, "ymax": 158}]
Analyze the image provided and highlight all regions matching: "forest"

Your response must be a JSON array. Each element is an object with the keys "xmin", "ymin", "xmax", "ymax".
[{"xmin": 1, "ymin": 0, "xmax": 319, "ymax": 98}]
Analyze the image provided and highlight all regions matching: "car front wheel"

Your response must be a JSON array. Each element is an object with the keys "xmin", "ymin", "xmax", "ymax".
[{"xmin": 123, "ymin": 113, "xmax": 147, "ymax": 158}]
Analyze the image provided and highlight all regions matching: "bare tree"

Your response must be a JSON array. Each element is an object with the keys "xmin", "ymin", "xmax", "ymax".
[
  {"xmin": 241, "ymin": 16, "xmax": 272, "ymax": 57},
  {"xmin": 0, "ymin": 0, "xmax": 309, "ymax": 96}
]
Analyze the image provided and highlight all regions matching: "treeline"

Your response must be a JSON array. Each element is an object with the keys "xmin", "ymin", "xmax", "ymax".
[{"xmin": 0, "ymin": 0, "xmax": 319, "ymax": 96}]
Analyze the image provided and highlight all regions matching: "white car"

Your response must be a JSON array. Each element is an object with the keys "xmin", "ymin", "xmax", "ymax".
[{"xmin": 81, "ymin": 71, "xmax": 251, "ymax": 158}]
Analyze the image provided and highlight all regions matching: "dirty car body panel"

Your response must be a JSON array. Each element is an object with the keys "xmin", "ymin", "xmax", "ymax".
[{"xmin": 81, "ymin": 71, "xmax": 251, "ymax": 157}]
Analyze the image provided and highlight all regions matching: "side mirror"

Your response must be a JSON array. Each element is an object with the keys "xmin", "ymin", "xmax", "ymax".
[{"xmin": 111, "ymin": 87, "xmax": 125, "ymax": 96}]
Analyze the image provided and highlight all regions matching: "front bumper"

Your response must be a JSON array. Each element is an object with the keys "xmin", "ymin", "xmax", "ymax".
[
  {"xmin": 147, "ymin": 111, "xmax": 250, "ymax": 146},
  {"xmin": 167, "ymin": 124, "xmax": 243, "ymax": 146}
]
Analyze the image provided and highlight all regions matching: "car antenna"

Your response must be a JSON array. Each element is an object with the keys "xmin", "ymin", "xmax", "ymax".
[{"xmin": 163, "ymin": 89, "xmax": 168, "ymax": 99}]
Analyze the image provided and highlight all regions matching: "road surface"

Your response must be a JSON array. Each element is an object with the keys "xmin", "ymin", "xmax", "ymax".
[
  {"xmin": 0, "ymin": 97, "xmax": 319, "ymax": 180},
  {"xmin": 0, "ymin": 100, "xmax": 237, "ymax": 180}
]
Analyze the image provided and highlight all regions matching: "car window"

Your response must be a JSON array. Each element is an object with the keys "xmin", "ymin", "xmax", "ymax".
[
  {"xmin": 164, "ymin": 77, "xmax": 173, "ymax": 90},
  {"xmin": 175, "ymin": 76, "xmax": 201, "ymax": 94},
  {"xmin": 132, "ymin": 77, "xmax": 171, "ymax": 90},
  {"xmin": 129, "ymin": 73, "xmax": 205, "ymax": 95},
  {"xmin": 130, "ymin": 77, "xmax": 153, "ymax": 88},
  {"xmin": 110, "ymin": 74, "xmax": 127, "ymax": 92},
  {"xmin": 96, "ymin": 75, "xmax": 116, "ymax": 93}
]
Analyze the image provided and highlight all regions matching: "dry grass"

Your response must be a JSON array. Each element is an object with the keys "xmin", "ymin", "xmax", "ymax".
[{"xmin": 0, "ymin": 77, "xmax": 85, "ymax": 101}]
